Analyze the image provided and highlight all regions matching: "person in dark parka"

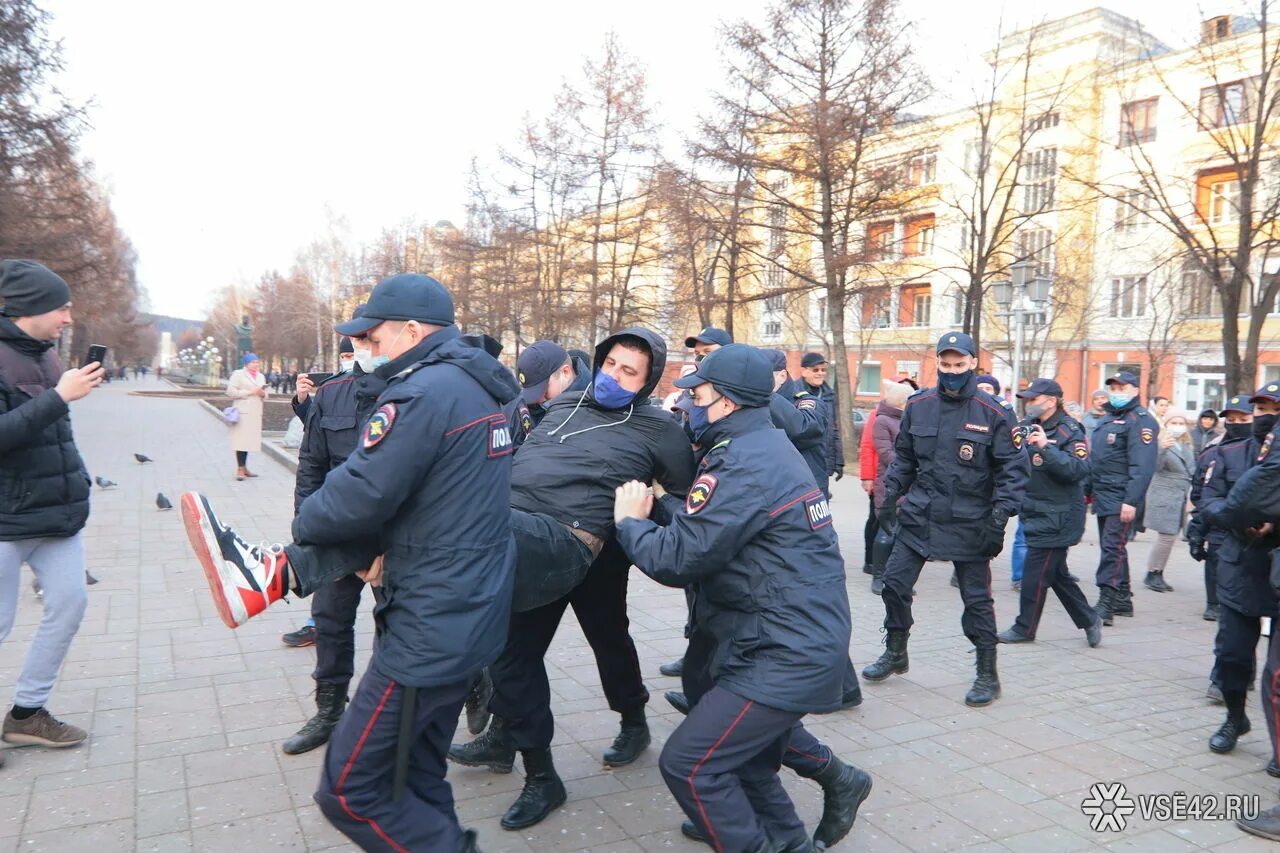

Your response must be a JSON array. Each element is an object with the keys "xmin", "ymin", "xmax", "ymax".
[
  {"xmin": 614, "ymin": 344, "xmax": 867, "ymax": 853},
  {"xmin": 1199, "ymin": 385, "xmax": 1280, "ymax": 769},
  {"xmin": 995, "ymin": 379, "xmax": 1102, "ymax": 646},
  {"xmin": 762, "ymin": 349, "xmax": 829, "ymax": 495},
  {"xmin": 799, "ymin": 352, "xmax": 845, "ymax": 485},
  {"xmin": 863, "ymin": 332, "xmax": 1028, "ymax": 708},
  {"xmin": 1188, "ymin": 396, "xmax": 1251, "ymax": 625},
  {"xmin": 180, "ymin": 273, "xmax": 518, "ymax": 853},
  {"xmin": 1088, "ymin": 370, "xmax": 1159, "ymax": 623}
]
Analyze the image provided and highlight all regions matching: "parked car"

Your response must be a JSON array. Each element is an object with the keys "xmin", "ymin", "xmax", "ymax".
[{"xmin": 848, "ymin": 407, "xmax": 870, "ymax": 445}]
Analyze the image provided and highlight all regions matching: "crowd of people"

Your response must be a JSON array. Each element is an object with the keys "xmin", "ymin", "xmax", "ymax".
[{"xmin": 5, "ymin": 259, "xmax": 1280, "ymax": 849}]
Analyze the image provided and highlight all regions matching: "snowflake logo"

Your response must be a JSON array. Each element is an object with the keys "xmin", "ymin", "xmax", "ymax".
[{"xmin": 1081, "ymin": 782, "xmax": 1135, "ymax": 832}]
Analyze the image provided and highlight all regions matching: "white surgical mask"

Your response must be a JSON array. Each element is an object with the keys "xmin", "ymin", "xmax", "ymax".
[
  {"xmin": 339, "ymin": 356, "xmax": 355, "ymax": 373},
  {"xmin": 1166, "ymin": 424, "xmax": 1187, "ymax": 437},
  {"xmin": 353, "ymin": 346, "xmax": 376, "ymax": 373}
]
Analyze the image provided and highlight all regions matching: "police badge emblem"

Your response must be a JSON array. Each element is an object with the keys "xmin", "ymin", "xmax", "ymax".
[
  {"xmin": 959, "ymin": 443, "xmax": 974, "ymax": 461},
  {"xmin": 1107, "ymin": 432, "xmax": 1117, "ymax": 445},
  {"xmin": 1259, "ymin": 433, "xmax": 1274, "ymax": 463},
  {"xmin": 1140, "ymin": 427, "xmax": 1154, "ymax": 444},
  {"xmin": 362, "ymin": 402, "xmax": 397, "ymax": 449},
  {"xmin": 686, "ymin": 473, "xmax": 719, "ymax": 514},
  {"xmin": 1032, "ymin": 453, "xmax": 1043, "ymax": 467}
]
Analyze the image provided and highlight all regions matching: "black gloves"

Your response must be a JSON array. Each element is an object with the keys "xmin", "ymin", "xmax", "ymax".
[
  {"xmin": 833, "ymin": 469, "xmax": 845, "ymax": 482},
  {"xmin": 981, "ymin": 509, "xmax": 1011, "ymax": 558},
  {"xmin": 877, "ymin": 493, "xmax": 899, "ymax": 532},
  {"xmin": 1188, "ymin": 537, "xmax": 1207, "ymax": 562}
]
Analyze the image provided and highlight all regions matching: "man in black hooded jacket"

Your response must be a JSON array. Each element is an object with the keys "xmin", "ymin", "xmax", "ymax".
[{"xmin": 449, "ymin": 327, "xmax": 696, "ymax": 831}]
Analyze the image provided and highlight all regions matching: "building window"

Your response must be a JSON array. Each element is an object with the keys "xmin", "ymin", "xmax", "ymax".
[
  {"xmin": 1196, "ymin": 167, "xmax": 1241, "ymax": 225},
  {"xmin": 1182, "ymin": 265, "xmax": 1224, "ymax": 317},
  {"xmin": 812, "ymin": 295, "xmax": 828, "ymax": 331},
  {"xmin": 765, "ymin": 262, "xmax": 786, "ymax": 292},
  {"xmin": 907, "ymin": 151, "xmax": 937, "ymax": 186},
  {"xmin": 911, "ymin": 291, "xmax": 932, "ymax": 327},
  {"xmin": 903, "ymin": 214, "xmax": 935, "ymax": 257},
  {"xmin": 1120, "ymin": 98, "xmax": 1158, "ymax": 145},
  {"xmin": 964, "ymin": 138, "xmax": 990, "ymax": 177},
  {"xmin": 862, "ymin": 288, "xmax": 892, "ymax": 328},
  {"xmin": 1110, "ymin": 276, "xmax": 1148, "ymax": 318},
  {"xmin": 1115, "ymin": 189, "xmax": 1151, "ymax": 232},
  {"xmin": 856, "ymin": 363, "xmax": 883, "ymax": 395},
  {"xmin": 1021, "ymin": 147, "xmax": 1056, "ymax": 212},
  {"xmin": 1203, "ymin": 15, "xmax": 1233, "ymax": 42},
  {"xmin": 1200, "ymin": 77, "xmax": 1261, "ymax": 128},
  {"xmin": 767, "ymin": 204, "xmax": 786, "ymax": 256},
  {"xmin": 764, "ymin": 293, "xmax": 784, "ymax": 313},
  {"xmin": 762, "ymin": 320, "xmax": 782, "ymax": 340},
  {"xmin": 1026, "ymin": 111, "xmax": 1060, "ymax": 133},
  {"xmin": 866, "ymin": 221, "xmax": 894, "ymax": 261},
  {"xmin": 1016, "ymin": 227, "xmax": 1054, "ymax": 277},
  {"xmin": 950, "ymin": 289, "xmax": 966, "ymax": 325}
]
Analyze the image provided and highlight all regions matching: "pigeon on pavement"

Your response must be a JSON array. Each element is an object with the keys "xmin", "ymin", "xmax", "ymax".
[
  {"xmin": 156, "ymin": 493, "xmax": 172, "ymax": 510},
  {"xmin": 134, "ymin": 453, "xmax": 152, "ymax": 464},
  {"xmin": 85, "ymin": 571, "xmax": 99, "ymax": 585},
  {"xmin": 94, "ymin": 476, "xmax": 117, "ymax": 488}
]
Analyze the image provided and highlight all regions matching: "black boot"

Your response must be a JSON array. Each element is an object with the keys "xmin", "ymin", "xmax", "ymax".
[
  {"xmin": 459, "ymin": 828, "xmax": 482, "ymax": 852},
  {"xmin": 862, "ymin": 630, "xmax": 909, "ymax": 682},
  {"xmin": 1112, "ymin": 588, "xmax": 1134, "ymax": 617},
  {"xmin": 1209, "ymin": 691, "xmax": 1250, "ymax": 753},
  {"xmin": 964, "ymin": 648, "xmax": 1001, "ymax": 707},
  {"xmin": 448, "ymin": 716, "xmax": 516, "ymax": 773},
  {"xmin": 1204, "ymin": 603, "xmax": 1220, "ymax": 621},
  {"xmin": 681, "ymin": 820, "xmax": 707, "ymax": 843},
  {"xmin": 464, "ymin": 669, "xmax": 493, "ymax": 736},
  {"xmin": 282, "ymin": 680, "xmax": 348, "ymax": 755},
  {"xmin": 602, "ymin": 707, "xmax": 650, "ymax": 767},
  {"xmin": 659, "ymin": 657, "xmax": 685, "ymax": 677},
  {"xmin": 840, "ymin": 683, "xmax": 863, "ymax": 709},
  {"xmin": 501, "ymin": 748, "xmax": 566, "ymax": 829},
  {"xmin": 811, "ymin": 757, "xmax": 873, "ymax": 849},
  {"xmin": 996, "ymin": 625, "xmax": 1033, "ymax": 644},
  {"xmin": 870, "ymin": 572, "xmax": 884, "ymax": 596},
  {"xmin": 1094, "ymin": 588, "xmax": 1115, "ymax": 627},
  {"xmin": 666, "ymin": 690, "xmax": 690, "ymax": 715}
]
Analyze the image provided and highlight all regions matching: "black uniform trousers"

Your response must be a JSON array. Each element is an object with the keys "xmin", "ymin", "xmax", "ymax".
[
  {"xmin": 1012, "ymin": 546, "xmax": 1094, "ymax": 638},
  {"xmin": 312, "ymin": 573, "xmax": 367, "ymax": 685},
  {"xmin": 863, "ymin": 492, "xmax": 877, "ymax": 568},
  {"xmin": 315, "ymin": 662, "xmax": 471, "ymax": 853},
  {"xmin": 488, "ymin": 538, "xmax": 649, "ymax": 752},
  {"xmin": 1215, "ymin": 604, "xmax": 1262, "ymax": 695},
  {"xmin": 1094, "ymin": 515, "xmax": 1133, "ymax": 594},
  {"xmin": 882, "ymin": 539, "xmax": 997, "ymax": 649},
  {"xmin": 1204, "ymin": 551, "xmax": 1220, "ymax": 607},
  {"xmin": 659, "ymin": 685, "xmax": 806, "ymax": 853},
  {"xmin": 1263, "ymin": 627, "xmax": 1280, "ymax": 767}
]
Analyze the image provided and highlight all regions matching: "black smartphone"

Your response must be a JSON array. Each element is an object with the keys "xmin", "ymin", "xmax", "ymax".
[
  {"xmin": 307, "ymin": 371, "xmax": 334, "ymax": 385},
  {"xmin": 83, "ymin": 344, "xmax": 107, "ymax": 368}
]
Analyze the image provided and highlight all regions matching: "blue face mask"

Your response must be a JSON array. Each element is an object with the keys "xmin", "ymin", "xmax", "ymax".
[
  {"xmin": 1108, "ymin": 391, "xmax": 1133, "ymax": 409},
  {"xmin": 370, "ymin": 355, "xmax": 391, "ymax": 371},
  {"xmin": 938, "ymin": 369, "xmax": 972, "ymax": 392},
  {"xmin": 593, "ymin": 371, "xmax": 637, "ymax": 409},
  {"xmin": 688, "ymin": 395, "xmax": 721, "ymax": 441}
]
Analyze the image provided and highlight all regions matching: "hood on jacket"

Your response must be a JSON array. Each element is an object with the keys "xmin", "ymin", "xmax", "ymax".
[
  {"xmin": 0, "ymin": 316, "xmax": 55, "ymax": 357},
  {"xmin": 592, "ymin": 327, "xmax": 667, "ymax": 403},
  {"xmin": 381, "ymin": 325, "xmax": 521, "ymax": 406}
]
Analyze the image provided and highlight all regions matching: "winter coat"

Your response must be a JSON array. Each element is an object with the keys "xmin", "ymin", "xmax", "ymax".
[
  {"xmin": 225, "ymin": 368, "xmax": 267, "ymax": 453},
  {"xmin": 1017, "ymin": 409, "xmax": 1090, "ymax": 548},
  {"xmin": 293, "ymin": 368, "xmax": 386, "ymax": 513},
  {"xmin": 1202, "ymin": 434, "xmax": 1280, "ymax": 618},
  {"xmin": 292, "ymin": 325, "xmax": 521, "ymax": 688},
  {"xmin": 0, "ymin": 318, "xmax": 90, "ymax": 540},
  {"xmin": 1143, "ymin": 440, "xmax": 1194, "ymax": 534},
  {"xmin": 859, "ymin": 409, "xmax": 877, "ymax": 482},
  {"xmin": 1087, "ymin": 398, "xmax": 1159, "ymax": 517},
  {"xmin": 510, "ymin": 328, "xmax": 696, "ymax": 541},
  {"xmin": 871, "ymin": 400, "xmax": 902, "ymax": 510},
  {"xmin": 769, "ymin": 378, "xmax": 828, "ymax": 494},
  {"xmin": 617, "ymin": 405, "xmax": 851, "ymax": 714},
  {"xmin": 1192, "ymin": 422, "xmax": 1222, "ymax": 456},
  {"xmin": 804, "ymin": 380, "xmax": 844, "ymax": 476}
]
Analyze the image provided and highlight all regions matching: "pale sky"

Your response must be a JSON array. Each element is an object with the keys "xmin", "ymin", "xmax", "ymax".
[{"xmin": 41, "ymin": 0, "xmax": 1223, "ymax": 319}]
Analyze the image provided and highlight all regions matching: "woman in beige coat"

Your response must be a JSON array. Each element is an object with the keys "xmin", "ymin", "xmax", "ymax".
[{"xmin": 226, "ymin": 353, "xmax": 267, "ymax": 480}]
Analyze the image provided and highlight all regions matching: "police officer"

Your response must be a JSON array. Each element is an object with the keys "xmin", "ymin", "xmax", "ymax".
[
  {"xmin": 799, "ymin": 352, "xmax": 845, "ymax": 485},
  {"xmin": 507, "ymin": 340, "xmax": 589, "ymax": 449},
  {"xmin": 1089, "ymin": 370, "xmax": 1159, "ymax": 624},
  {"xmin": 995, "ymin": 378, "xmax": 1101, "ymax": 646},
  {"xmin": 764, "ymin": 349, "xmax": 830, "ymax": 494},
  {"xmin": 863, "ymin": 332, "xmax": 1028, "ymax": 707},
  {"xmin": 180, "ymin": 273, "xmax": 518, "ymax": 852},
  {"xmin": 613, "ymin": 344, "xmax": 867, "ymax": 853},
  {"xmin": 1199, "ymin": 385, "xmax": 1280, "ymax": 766},
  {"xmin": 1188, "ymin": 396, "xmax": 1250, "ymax": 626},
  {"xmin": 281, "ymin": 309, "xmax": 389, "ymax": 756}
]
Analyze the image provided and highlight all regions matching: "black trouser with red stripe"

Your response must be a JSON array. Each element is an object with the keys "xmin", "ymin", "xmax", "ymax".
[
  {"xmin": 1094, "ymin": 515, "xmax": 1132, "ymax": 595},
  {"xmin": 660, "ymin": 685, "xmax": 806, "ymax": 852},
  {"xmin": 1012, "ymin": 546, "xmax": 1095, "ymax": 638},
  {"xmin": 488, "ymin": 539, "xmax": 649, "ymax": 751},
  {"xmin": 315, "ymin": 660, "xmax": 471, "ymax": 852}
]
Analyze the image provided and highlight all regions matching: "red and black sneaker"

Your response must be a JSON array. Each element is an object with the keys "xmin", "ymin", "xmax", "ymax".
[{"xmin": 180, "ymin": 491, "xmax": 291, "ymax": 628}]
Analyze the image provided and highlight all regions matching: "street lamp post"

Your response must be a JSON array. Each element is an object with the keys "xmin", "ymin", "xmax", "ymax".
[{"xmin": 992, "ymin": 260, "xmax": 1052, "ymax": 393}]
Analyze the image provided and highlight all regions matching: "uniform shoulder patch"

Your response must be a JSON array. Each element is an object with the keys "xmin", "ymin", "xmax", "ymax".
[
  {"xmin": 1011, "ymin": 427, "xmax": 1023, "ymax": 449},
  {"xmin": 517, "ymin": 402, "xmax": 534, "ymax": 436},
  {"xmin": 362, "ymin": 403, "xmax": 397, "ymax": 449},
  {"xmin": 488, "ymin": 416, "xmax": 513, "ymax": 458},
  {"xmin": 797, "ymin": 397, "xmax": 817, "ymax": 411},
  {"xmin": 1203, "ymin": 460, "xmax": 1217, "ymax": 484},
  {"xmin": 1073, "ymin": 441, "xmax": 1088, "ymax": 459},
  {"xmin": 685, "ymin": 473, "xmax": 718, "ymax": 514},
  {"xmin": 804, "ymin": 492, "xmax": 833, "ymax": 530},
  {"xmin": 1140, "ymin": 427, "xmax": 1154, "ymax": 444},
  {"xmin": 1259, "ymin": 433, "xmax": 1274, "ymax": 463}
]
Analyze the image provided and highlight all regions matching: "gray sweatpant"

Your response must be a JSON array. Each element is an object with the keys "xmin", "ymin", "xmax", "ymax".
[{"xmin": 0, "ymin": 534, "xmax": 88, "ymax": 708}]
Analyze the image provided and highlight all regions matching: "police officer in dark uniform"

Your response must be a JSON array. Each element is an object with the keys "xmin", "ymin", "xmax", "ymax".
[
  {"xmin": 507, "ymin": 340, "xmax": 590, "ymax": 449},
  {"xmin": 1199, "ymin": 385, "xmax": 1280, "ymax": 767},
  {"xmin": 764, "ymin": 349, "xmax": 831, "ymax": 496},
  {"xmin": 1088, "ymin": 370, "xmax": 1159, "ymax": 624},
  {"xmin": 281, "ymin": 312, "xmax": 389, "ymax": 756},
  {"xmin": 995, "ymin": 378, "xmax": 1102, "ymax": 646},
  {"xmin": 799, "ymin": 352, "xmax": 844, "ymax": 486},
  {"xmin": 180, "ymin": 273, "xmax": 519, "ymax": 853},
  {"xmin": 863, "ymin": 332, "xmax": 1028, "ymax": 707},
  {"xmin": 614, "ymin": 344, "xmax": 866, "ymax": 853},
  {"xmin": 1188, "ymin": 397, "xmax": 1247, "ymax": 626}
]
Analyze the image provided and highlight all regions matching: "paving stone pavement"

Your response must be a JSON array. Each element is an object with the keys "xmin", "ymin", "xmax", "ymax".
[{"xmin": 0, "ymin": 377, "xmax": 1277, "ymax": 851}]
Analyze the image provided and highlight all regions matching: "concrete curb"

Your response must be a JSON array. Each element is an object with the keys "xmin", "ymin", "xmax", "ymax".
[{"xmin": 197, "ymin": 399, "xmax": 299, "ymax": 473}]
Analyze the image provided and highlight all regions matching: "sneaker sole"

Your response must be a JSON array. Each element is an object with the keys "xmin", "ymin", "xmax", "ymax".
[
  {"xmin": 2, "ymin": 732, "xmax": 85, "ymax": 748},
  {"xmin": 447, "ymin": 753, "xmax": 515, "ymax": 774},
  {"xmin": 180, "ymin": 492, "xmax": 249, "ymax": 629}
]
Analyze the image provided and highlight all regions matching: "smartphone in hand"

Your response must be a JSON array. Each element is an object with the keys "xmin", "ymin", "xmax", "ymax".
[
  {"xmin": 307, "ymin": 372, "xmax": 334, "ymax": 386},
  {"xmin": 83, "ymin": 344, "xmax": 107, "ymax": 368}
]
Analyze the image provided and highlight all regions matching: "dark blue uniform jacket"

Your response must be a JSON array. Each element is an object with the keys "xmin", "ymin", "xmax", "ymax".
[
  {"xmin": 617, "ymin": 405, "xmax": 851, "ymax": 714},
  {"xmin": 510, "ymin": 328, "xmax": 695, "ymax": 541},
  {"xmin": 1205, "ymin": 432, "xmax": 1280, "ymax": 616},
  {"xmin": 885, "ymin": 376, "xmax": 1028, "ymax": 561},
  {"xmin": 293, "ymin": 368, "xmax": 387, "ymax": 512},
  {"xmin": 292, "ymin": 325, "xmax": 521, "ymax": 688},
  {"xmin": 505, "ymin": 355, "xmax": 590, "ymax": 450},
  {"xmin": 770, "ymin": 378, "xmax": 828, "ymax": 494},
  {"xmin": 805, "ymin": 380, "xmax": 844, "ymax": 476},
  {"xmin": 1018, "ymin": 410, "xmax": 1090, "ymax": 548},
  {"xmin": 1087, "ymin": 398, "xmax": 1159, "ymax": 517}
]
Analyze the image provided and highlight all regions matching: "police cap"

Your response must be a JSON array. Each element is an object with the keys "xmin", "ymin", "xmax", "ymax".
[
  {"xmin": 1221, "ymin": 395, "xmax": 1252, "ymax": 416},
  {"xmin": 1250, "ymin": 382, "xmax": 1280, "ymax": 404},
  {"xmin": 1105, "ymin": 370, "xmax": 1140, "ymax": 388},
  {"xmin": 673, "ymin": 343, "xmax": 773, "ymax": 407},
  {"xmin": 760, "ymin": 348, "xmax": 788, "ymax": 371},
  {"xmin": 684, "ymin": 327, "xmax": 732, "ymax": 348},
  {"xmin": 334, "ymin": 274, "xmax": 455, "ymax": 336},
  {"xmin": 937, "ymin": 332, "xmax": 977, "ymax": 356},
  {"xmin": 1016, "ymin": 377, "xmax": 1064, "ymax": 399},
  {"xmin": 516, "ymin": 340, "xmax": 569, "ymax": 404}
]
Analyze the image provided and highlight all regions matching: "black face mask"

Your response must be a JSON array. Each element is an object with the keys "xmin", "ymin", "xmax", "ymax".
[
  {"xmin": 1253, "ymin": 414, "xmax": 1277, "ymax": 439},
  {"xmin": 938, "ymin": 369, "xmax": 972, "ymax": 393},
  {"xmin": 1226, "ymin": 422, "xmax": 1253, "ymax": 441}
]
